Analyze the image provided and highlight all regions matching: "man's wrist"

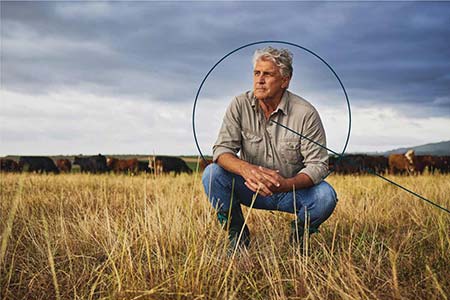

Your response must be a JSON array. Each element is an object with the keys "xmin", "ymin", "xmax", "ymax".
[
  {"xmin": 279, "ymin": 173, "xmax": 314, "ymax": 192},
  {"xmin": 236, "ymin": 160, "xmax": 252, "ymax": 177},
  {"xmin": 217, "ymin": 153, "xmax": 251, "ymax": 177},
  {"xmin": 281, "ymin": 177, "xmax": 295, "ymax": 192}
]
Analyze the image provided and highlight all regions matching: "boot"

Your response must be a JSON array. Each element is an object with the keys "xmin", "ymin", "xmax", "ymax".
[{"xmin": 217, "ymin": 206, "xmax": 250, "ymax": 251}]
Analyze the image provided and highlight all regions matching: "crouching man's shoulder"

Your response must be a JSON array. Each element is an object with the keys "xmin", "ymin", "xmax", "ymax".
[
  {"xmin": 234, "ymin": 91, "xmax": 255, "ymax": 105},
  {"xmin": 225, "ymin": 91, "xmax": 256, "ymax": 115}
]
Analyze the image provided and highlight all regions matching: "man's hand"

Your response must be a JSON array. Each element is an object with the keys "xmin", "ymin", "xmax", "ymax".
[
  {"xmin": 242, "ymin": 165, "xmax": 287, "ymax": 196},
  {"xmin": 216, "ymin": 153, "xmax": 303, "ymax": 196}
]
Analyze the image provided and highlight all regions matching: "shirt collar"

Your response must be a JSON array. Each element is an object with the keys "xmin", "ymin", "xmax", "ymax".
[
  {"xmin": 250, "ymin": 90, "xmax": 290, "ymax": 115},
  {"xmin": 250, "ymin": 90, "xmax": 290, "ymax": 116},
  {"xmin": 276, "ymin": 90, "xmax": 289, "ymax": 116},
  {"xmin": 250, "ymin": 93, "xmax": 257, "ymax": 107}
]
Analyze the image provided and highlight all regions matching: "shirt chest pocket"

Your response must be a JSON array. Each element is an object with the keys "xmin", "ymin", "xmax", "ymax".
[
  {"xmin": 241, "ymin": 131, "xmax": 263, "ymax": 157},
  {"xmin": 279, "ymin": 139, "xmax": 301, "ymax": 164}
]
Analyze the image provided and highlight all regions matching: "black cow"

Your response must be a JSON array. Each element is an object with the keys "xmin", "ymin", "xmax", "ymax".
[
  {"xmin": 363, "ymin": 155, "xmax": 388, "ymax": 174},
  {"xmin": 414, "ymin": 155, "xmax": 435, "ymax": 175},
  {"xmin": 332, "ymin": 154, "xmax": 366, "ymax": 175},
  {"xmin": 19, "ymin": 156, "xmax": 59, "ymax": 174},
  {"xmin": 1, "ymin": 158, "xmax": 21, "ymax": 172},
  {"xmin": 138, "ymin": 160, "xmax": 152, "ymax": 173},
  {"xmin": 73, "ymin": 154, "xmax": 108, "ymax": 173},
  {"xmin": 149, "ymin": 156, "xmax": 192, "ymax": 175},
  {"xmin": 435, "ymin": 156, "xmax": 450, "ymax": 174}
]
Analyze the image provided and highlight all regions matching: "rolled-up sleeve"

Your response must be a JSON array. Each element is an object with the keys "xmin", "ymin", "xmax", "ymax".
[
  {"xmin": 212, "ymin": 97, "xmax": 242, "ymax": 162},
  {"xmin": 298, "ymin": 108, "xmax": 329, "ymax": 184}
]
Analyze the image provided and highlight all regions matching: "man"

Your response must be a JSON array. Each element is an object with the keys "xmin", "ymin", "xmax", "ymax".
[{"xmin": 202, "ymin": 47, "xmax": 337, "ymax": 251}]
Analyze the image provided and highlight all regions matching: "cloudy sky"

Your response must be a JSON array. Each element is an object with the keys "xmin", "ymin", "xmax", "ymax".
[{"xmin": 1, "ymin": 1, "xmax": 449, "ymax": 156}]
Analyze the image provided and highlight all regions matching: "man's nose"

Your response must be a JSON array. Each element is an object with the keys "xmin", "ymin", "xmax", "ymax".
[{"xmin": 256, "ymin": 74, "xmax": 265, "ymax": 83}]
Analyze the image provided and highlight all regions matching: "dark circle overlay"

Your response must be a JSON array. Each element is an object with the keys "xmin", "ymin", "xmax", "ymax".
[{"xmin": 192, "ymin": 40, "xmax": 352, "ymax": 174}]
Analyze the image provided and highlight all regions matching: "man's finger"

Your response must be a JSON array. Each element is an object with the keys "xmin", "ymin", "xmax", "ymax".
[
  {"xmin": 250, "ymin": 169, "xmax": 277, "ymax": 190},
  {"xmin": 247, "ymin": 168, "xmax": 277, "ymax": 194},
  {"xmin": 255, "ymin": 180, "xmax": 273, "ymax": 196},
  {"xmin": 258, "ymin": 165, "xmax": 279, "ymax": 176},
  {"xmin": 259, "ymin": 172, "xmax": 280, "ymax": 188},
  {"xmin": 256, "ymin": 167, "xmax": 280, "ymax": 188},
  {"xmin": 250, "ymin": 169, "xmax": 269, "ymax": 185},
  {"xmin": 245, "ymin": 178, "xmax": 263, "ymax": 193},
  {"xmin": 245, "ymin": 180, "xmax": 272, "ymax": 196},
  {"xmin": 244, "ymin": 181, "xmax": 257, "ymax": 193},
  {"xmin": 245, "ymin": 181, "xmax": 266, "ymax": 195},
  {"xmin": 245, "ymin": 175, "xmax": 260, "ymax": 188}
]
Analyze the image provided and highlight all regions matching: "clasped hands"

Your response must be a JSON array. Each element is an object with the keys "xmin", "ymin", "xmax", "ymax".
[{"xmin": 242, "ymin": 164, "xmax": 287, "ymax": 197}]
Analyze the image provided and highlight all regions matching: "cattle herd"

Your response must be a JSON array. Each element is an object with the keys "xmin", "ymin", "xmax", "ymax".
[
  {"xmin": 0, "ymin": 150, "xmax": 448, "ymax": 175},
  {"xmin": 0, "ymin": 155, "xmax": 193, "ymax": 175},
  {"xmin": 330, "ymin": 150, "xmax": 449, "ymax": 175}
]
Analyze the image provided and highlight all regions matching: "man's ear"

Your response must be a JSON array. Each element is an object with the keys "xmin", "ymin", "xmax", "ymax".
[{"xmin": 281, "ymin": 76, "xmax": 290, "ymax": 89}]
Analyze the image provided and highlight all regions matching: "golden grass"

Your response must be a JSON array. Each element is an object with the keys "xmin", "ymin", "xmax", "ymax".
[{"xmin": 1, "ymin": 172, "xmax": 449, "ymax": 300}]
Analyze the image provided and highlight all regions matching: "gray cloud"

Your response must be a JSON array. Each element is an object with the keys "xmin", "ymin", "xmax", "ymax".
[
  {"xmin": 2, "ymin": 2, "xmax": 449, "ymax": 116},
  {"xmin": 1, "ymin": 2, "xmax": 450, "ymax": 109}
]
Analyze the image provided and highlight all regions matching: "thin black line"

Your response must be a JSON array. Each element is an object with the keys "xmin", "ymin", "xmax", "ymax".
[
  {"xmin": 271, "ymin": 119, "xmax": 450, "ymax": 215},
  {"xmin": 271, "ymin": 120, "xmax": 341, "ymax": 156},
  {"xmin": 368, "ymin": 169, "xmax": 450, "ymax": 214}
]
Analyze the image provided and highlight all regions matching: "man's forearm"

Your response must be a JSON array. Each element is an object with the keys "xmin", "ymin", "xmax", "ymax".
[
  {"xmin": 216, "ymin": 153, "xmax": 250, "ymax": 176},
  {"xmin": 218, "ymin": 152, "xmax": 315, "ymax": 193},
  {"xmin": 280, "ymin": 173, "xmax": 314, "ymax": 192}
]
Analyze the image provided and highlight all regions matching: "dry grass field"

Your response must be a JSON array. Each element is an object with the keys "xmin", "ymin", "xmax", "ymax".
[{"xmin": 1, "ymin": 171, "xmax": 449, "ymax": 300}]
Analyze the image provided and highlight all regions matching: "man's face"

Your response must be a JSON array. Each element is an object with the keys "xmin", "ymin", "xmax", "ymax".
[{"xmin": 253, "ymin": 59, "xmax": 290, "ymax": 101}]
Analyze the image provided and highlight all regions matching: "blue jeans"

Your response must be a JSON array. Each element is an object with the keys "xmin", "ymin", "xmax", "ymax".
[{"xmin": 202, "ymin": 163, "xmax": 337, "ymax": 231}]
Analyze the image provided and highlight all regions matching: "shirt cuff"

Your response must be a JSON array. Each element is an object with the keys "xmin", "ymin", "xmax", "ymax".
[
  {"xmin": 212, "ymin": 146, "xmax": 237, "ymax": 163},
  {"xmin": 299, "ymin": 164, "xmax": 328, "ymax": 185}
]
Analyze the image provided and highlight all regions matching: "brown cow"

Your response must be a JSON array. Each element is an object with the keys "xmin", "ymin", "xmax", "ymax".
[
  {"xmin": 149, "ymin": 158, "xmax": 164, "ymax": 175},
  {"xmin": 56, "ymin": 159, "xmax": 72, "ymax": 173},
  {"xmin": 107, "ymin": 158, "xmax": 139, "ymax": 174},
  {"xmin": 0, "ymin": 158, "xmax": 21, "ymax": 172},
  {"xmin": 388, "ymin": 150, "xmax": 416, "ymax": 175},
  {"xmin": 107, "ymin": 157, "xmax": 119, "ymax": 172}
]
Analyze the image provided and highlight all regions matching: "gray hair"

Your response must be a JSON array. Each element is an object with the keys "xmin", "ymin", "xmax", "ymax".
[{"xmin": 252, "ymin": 47, "xmax": 293, "ymax": 78}]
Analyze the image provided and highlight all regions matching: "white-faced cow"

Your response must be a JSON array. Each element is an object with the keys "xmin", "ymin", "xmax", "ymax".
[{"xmin": 388, "ymin": 150, "xmax": 416, "ymax": 175}]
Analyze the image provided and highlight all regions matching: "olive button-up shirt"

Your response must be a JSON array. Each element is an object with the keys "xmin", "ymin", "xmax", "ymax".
[{"xmin": 212, "ymin": 90, "xmax": 328, "ymax": 185}]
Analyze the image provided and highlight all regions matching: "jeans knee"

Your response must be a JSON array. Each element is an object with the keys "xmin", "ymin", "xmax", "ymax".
[
  {"xmin": 316, "ymin": 182, "xmax": 337, "ymax": 222},
  {"xmin": 318, "ymin": 181, "xmax": 337, "ymax": 205},
  {"xmin": 201, "ymin": 163, "xmax": 228, "ymax": 190},
  {"xmin": 201, "ymin": 163, "xmax": 237, "ymax": 212},
  {"xmin": 300, "ymin": 182, "xmax": 337, "ymax": 229},
  {"xmin": 201, "ymin": 164, "xmax": 212, "ymax": 187}
]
